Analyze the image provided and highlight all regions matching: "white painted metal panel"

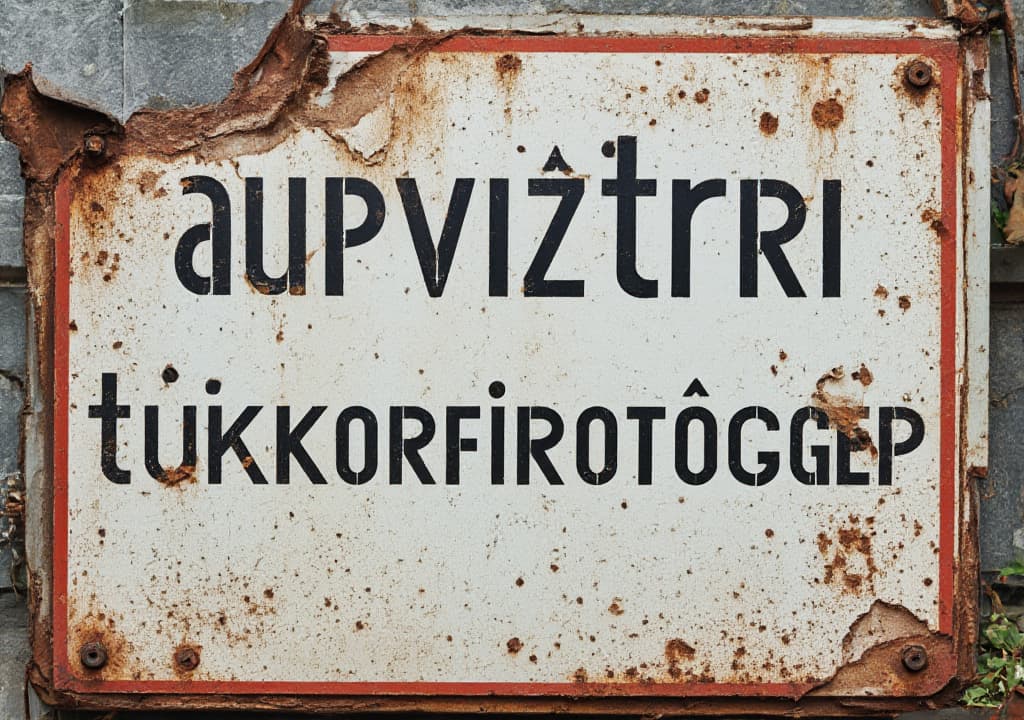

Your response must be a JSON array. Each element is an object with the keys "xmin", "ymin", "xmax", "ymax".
[{"xmin": 52, "ymin": 21, "xmax": 980, "ymax": 703}]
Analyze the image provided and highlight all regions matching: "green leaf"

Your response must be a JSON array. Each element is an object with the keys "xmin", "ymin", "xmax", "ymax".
[
  {"xmin": 986, "ymin": 623, "xmax": 1013, "ymax": 651},
  {"xmin": 963, "ymin": 686, "xmax": 1000, "ymax": 707},
  {"xmin": 962, "ymin": 604, "xmax": 1024, "ymax": 705},
  {"xmin": 999, "ymin": 561, "xmax": 1024, "ymax": 577},
  {"xmin": 994, "ymin": 202, "xmax": 1010, "ymax": 232}
]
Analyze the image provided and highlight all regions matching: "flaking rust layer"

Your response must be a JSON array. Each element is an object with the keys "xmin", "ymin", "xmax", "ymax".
[{"xmin": 0, "ymin": 0, "xmax": 982, "ymax": 713}]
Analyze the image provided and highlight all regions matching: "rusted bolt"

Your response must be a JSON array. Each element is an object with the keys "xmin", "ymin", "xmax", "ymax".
[
  {"xmin": 901, "ymin": 644, "xmax": 928, "ymax": 672},
  {"xmin": 905, "ymin": 61, "xmax": 933, "ymax": 88},
  {"xmin": 83, "ymin": 134, "xmax": 106, "ymax": 157},
  {"xmin": 175, "ymin": 645, "xmax": 200, "ymax": 672},
  {"xmin": 79, "ymin": 641, "xmax": 107, "ymax": 669}
]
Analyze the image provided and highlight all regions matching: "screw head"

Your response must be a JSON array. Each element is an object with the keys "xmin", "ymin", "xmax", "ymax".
[
  {"xmin": 901, "ymin": 644, "xmax": 928, "ymax": 672},
  {"xmin": 175, "ymin": 646, "xmax": 200, "ymax": 672},
  {"xmin": 79, "ymin": 641, "xmax": 108, "ymax": 669},
  {"xmin": 905, "ymin": 61, "xmax": 933, "ymax": 88},
  {"xmin": 83, "ymin": 134, "xmax": 106, "ymax": 157}
]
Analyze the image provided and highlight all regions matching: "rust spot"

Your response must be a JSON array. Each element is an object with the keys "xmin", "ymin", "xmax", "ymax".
[
  {"xmin": 778, "ymin": 350, "xmax": 787, "ymax": 361},
  {"xmin": 968, "ymin": 464, "xmax": 988, "ymax": 480},
  {"xmin": 971, "ymin": 67, "xmax": 989, "ymax": 100},
  {"xmin": 874, "ymin": 284, "xmax": 889, "ymax": 300},
  {"xmin": 896, "ymin": 57, "xmax": 939, "ymax": 106},
  {"xmin": 68, "ymin": 610, "xmax": 134, "ymax": 681},
  {"xmin": 759, "ymin": 112, "xmax": 779, "ymax": 136},
  {"xmin": 549, "ymin": 563, "xmax": 559, "ymax": 572},
  {"xmin": 155, "ymin": 464, "xmax": 196, "ymax": 488},
  {"xmin": 514, "ymin": 577, "xmax": 524, "ymax": 587},
  {"xmin": 172, "ymin": 644, "xmax": 201, "ymax": 677},
  {"xmin": 506, "ymin": 637, "xmax": 523, "ymax": 654},
  {"xmin": 819, "ymin": 515, "xmax": 878, "ymax": 594},
  {"xmin": 137, "ymin": 170, "xmax": 160, "ymax": 196},
  {"xmin": 851, "ymin": 363, "xmax": 873, "ymax": 387},
  {"xmin": 921, "ymin": 208, "xmax": 949, "ymax": 238},
  {"xmin": 898, "ymin": 295, "xmax": 912, "ymax": 311},
  {"xmin": 495, "ymin": 53, "xmax": 522, "ymax": 84},
  {"xmin": 608, "ymin": 599, "xmax": 624, "ymax": 616},
  {"xmin": 665, "ymin": 638, "xmax": 695, "ymax": 663},
  {"xmin": 811, "ymin": 98, "xmax": 844, "ymax": 129},
  {"xmin": 811, "ymin": 366, "xmax": 878, "ymax": 458},
  {"xmin": 263, "ymin": 588, "xmax": 274, "ymax": 599},
  {"xmin": 765, "ymin": 528, "xmax": 774, "ymax": 538},
  {"xmin": 694, "ymin": 88, "xmax": 710, "ymax": 104}
]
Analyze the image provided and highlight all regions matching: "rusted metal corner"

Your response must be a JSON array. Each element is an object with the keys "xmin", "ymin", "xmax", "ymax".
[{"xmin": 809, "ymin": 601, "xmax": 957, "ymax": 701}]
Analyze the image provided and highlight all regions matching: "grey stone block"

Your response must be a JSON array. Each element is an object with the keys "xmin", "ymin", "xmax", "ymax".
[
  {"xmin": 0, "ymin": 289, "xmax": 25, "ymax": 377},
  {"xmin": 0, "ymin": 141, "xmax": 23, "ymax": 199},
  {"xmin": 0, "ymin": 197, "xmax": 24, "ymax": 269},
  {"xmin": 0, "ymin": 377, "xmax": 22, "ymax": 478},
  {"xmin": 307, "ymin": 0, "xmax": 413, "ymax": 22},
  {"xmin": 0, "ymin": 0, "xmax": 123, "ymax": 120},
  {"xmin": 990, "ymin": 32, "xmax": 1014, "ymax": 161},
  {"xmin": 0, "ymin": 596, "xmax": 28, "ymax": 720},
  {"xmin": 983, "ymin": 302, "xmax": 1024, "ymax": 572},
  {"xmin": 123, "ymin": 0, "xmax": 293, "ymax": 117}
]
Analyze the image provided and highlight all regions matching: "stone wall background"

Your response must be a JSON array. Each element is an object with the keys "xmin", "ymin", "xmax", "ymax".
[{"xmin": 0, "ymin": 1, "xmax": 1016, "ymax": 716}]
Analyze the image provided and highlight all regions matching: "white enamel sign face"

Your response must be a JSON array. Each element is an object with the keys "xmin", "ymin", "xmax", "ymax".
[{"xmin": 55, "ymin": 29, "xmax": 967, "ymax": 696}]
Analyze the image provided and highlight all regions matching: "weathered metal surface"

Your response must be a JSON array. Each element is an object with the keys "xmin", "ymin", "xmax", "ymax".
[{"xmin": 0, "ymin": 8, "xmax": 990, "ymax": 714}]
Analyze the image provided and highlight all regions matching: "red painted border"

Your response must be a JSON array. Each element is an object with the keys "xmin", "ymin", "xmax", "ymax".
[
  {"xmin": 54, "ymin": 173, "xmax": 71, "ymax": 692},
  {"xmin": 937, "ymin": 39, "xmax": 958, "ymax": 639},
  {"xmin": 52, "ymin": 34, "xmax": 961, "ymax": 697}
]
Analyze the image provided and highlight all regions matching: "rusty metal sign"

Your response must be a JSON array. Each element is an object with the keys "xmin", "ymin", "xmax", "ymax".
[{"xmin": 10, "ymin": 11, "xmax": 992, "ymax": 714}]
